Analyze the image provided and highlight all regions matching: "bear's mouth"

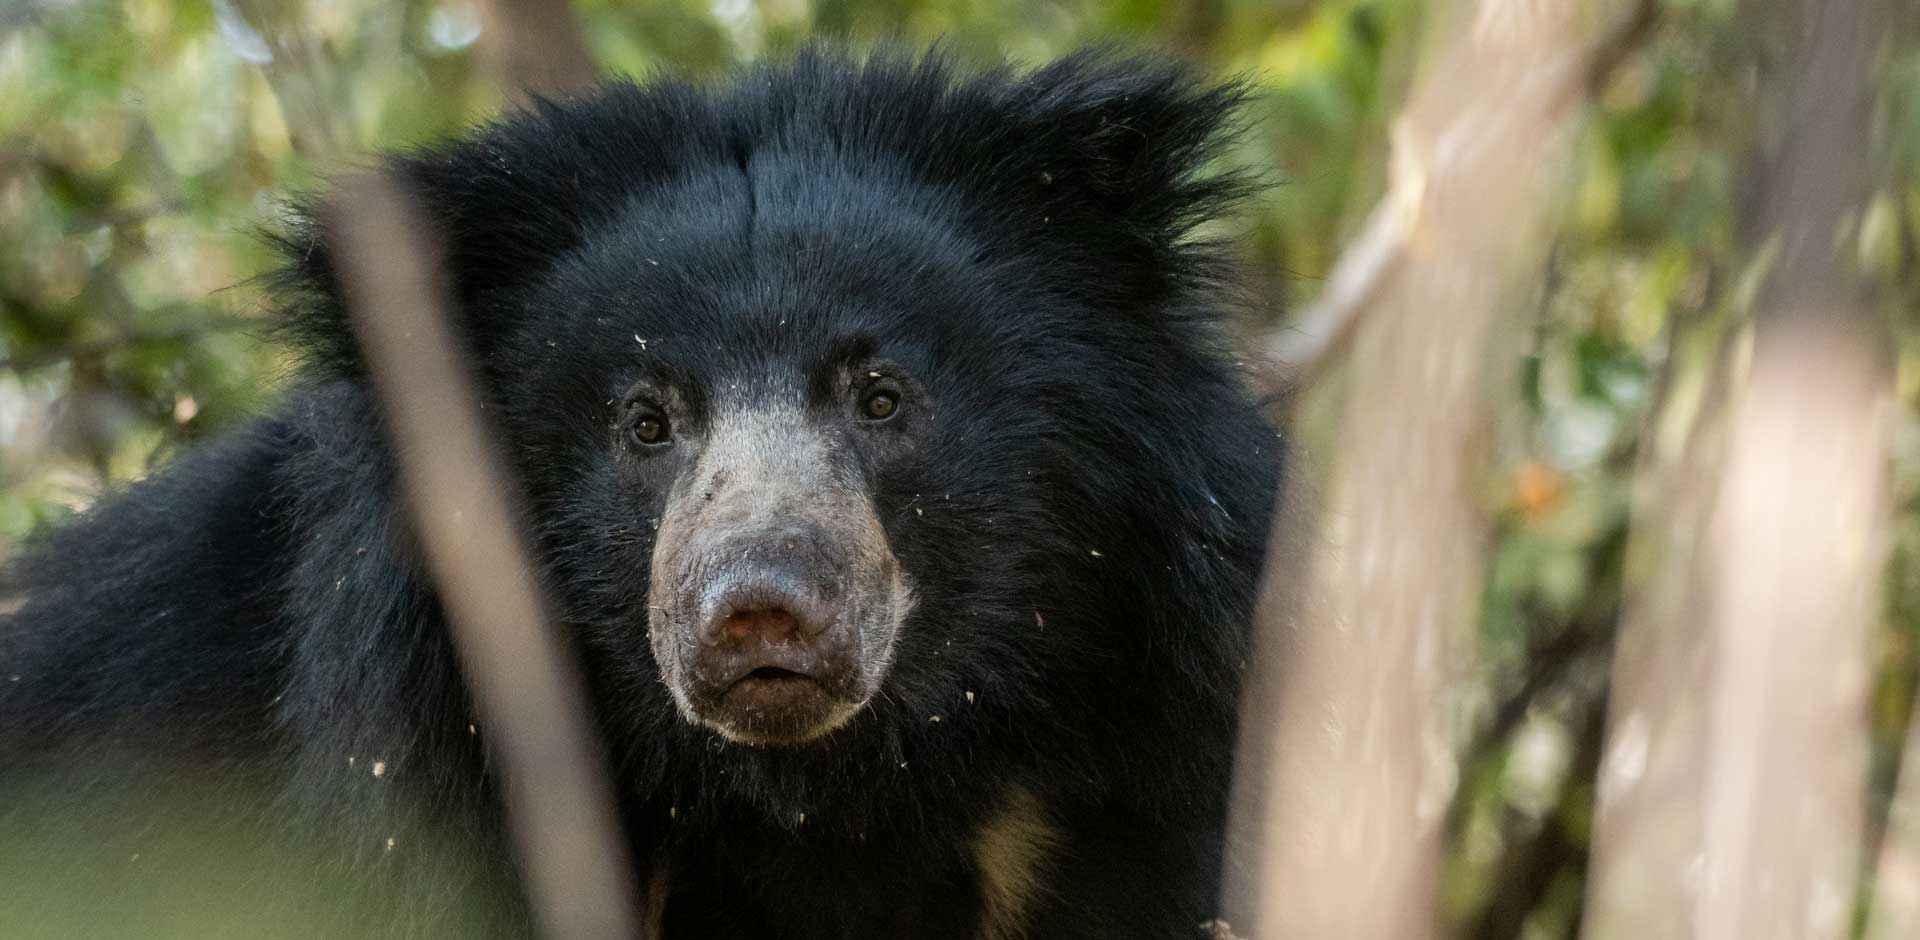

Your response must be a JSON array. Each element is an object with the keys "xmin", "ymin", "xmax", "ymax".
[
  {"xmin": 722, "ymin": 659, "xmax": 825, "ymax": 701},
  {"xmin": 724, "ymin": 672, "xmax": 821, "ymax": 711},
  {"xmin": 744, "ymin": 665, "xmax": 807, "ymax": 682},
  {"xmin": 706, "ymin": 662, "xmax": 855, "ymax": 746},
  {"xmin": 695, "ymin": 642, "xmax": 838, "ymax": 691}
]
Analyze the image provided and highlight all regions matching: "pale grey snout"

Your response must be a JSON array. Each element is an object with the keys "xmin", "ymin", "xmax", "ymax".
[{"xmin": 645, "ymin": 405, "xmax": 910, "ymax": 746}]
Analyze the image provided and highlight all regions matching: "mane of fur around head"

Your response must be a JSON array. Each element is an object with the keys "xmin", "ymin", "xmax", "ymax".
[{"xmin": 258, "ymin": 45, "xmax": 1259, "ymax": 378}]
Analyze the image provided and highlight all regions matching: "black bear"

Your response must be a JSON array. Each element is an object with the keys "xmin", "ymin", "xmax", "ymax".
[{"xmin": 0, "ymin": 48, "xmax": 1280, "ymax": 939}]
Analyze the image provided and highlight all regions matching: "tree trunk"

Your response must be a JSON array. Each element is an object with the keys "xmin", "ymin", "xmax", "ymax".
[
  {"xmin": 1581, "ymin": 3, "xmax": 1893, "ymax": 939},
  {"xmin": 1228, "ymin": 3, "xmax": 1654, "ymax": 937}
]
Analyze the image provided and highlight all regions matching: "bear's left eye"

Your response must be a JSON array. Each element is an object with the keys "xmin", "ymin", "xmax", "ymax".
[{"xmin": 861, "ymin": 389, "xmax": 899, "ymax": 421}]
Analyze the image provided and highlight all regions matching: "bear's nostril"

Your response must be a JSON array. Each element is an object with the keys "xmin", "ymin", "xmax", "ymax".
[
  {"xmin": 720, "ymin": 607, "xmax": 801, "ymax": 644},
  {"xmin": 697, "ymin": 571, "xmax": 840, "ymax": 649}
]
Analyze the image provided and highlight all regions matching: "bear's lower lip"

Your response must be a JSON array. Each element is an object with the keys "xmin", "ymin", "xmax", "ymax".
[
  {"xmin": 722, "ymin": 671, "xmax": 825, "ymax": 709},
  {"xmin": 704, "ymin": 671, "xmax": 850, "ymax": 745}
]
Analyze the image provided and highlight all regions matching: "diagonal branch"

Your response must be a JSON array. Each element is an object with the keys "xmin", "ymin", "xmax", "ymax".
[
  {"xmin": 326, "ymin": 176, "xmax": 644, "ymax": 940},
  {"xmin": 1260, "ymin": 0, "xmax": 1656, "ymax": 403}
]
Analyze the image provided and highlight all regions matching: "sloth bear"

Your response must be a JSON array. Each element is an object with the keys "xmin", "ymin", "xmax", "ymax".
[{"xmin": 0, "ymin": 48, "xmax": 1280, "ymax": 940}]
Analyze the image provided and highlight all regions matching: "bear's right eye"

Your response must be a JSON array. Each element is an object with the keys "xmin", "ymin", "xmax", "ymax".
[{"xmin": 629, "ymin": 413, "xmax": 671, "ymax": 448}]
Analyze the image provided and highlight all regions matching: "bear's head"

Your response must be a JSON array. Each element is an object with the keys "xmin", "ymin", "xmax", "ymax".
[{"xmin": 274, "ymin": 49, "xmax": 1276, "ymax": 812}]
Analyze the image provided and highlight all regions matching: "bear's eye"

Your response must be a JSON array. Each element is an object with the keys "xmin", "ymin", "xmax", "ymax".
[
  {"xmin": 629, "ymin": 413, "xmax": 671, "ymax": 447},
  {"xmin": 861, "ymin": 389, "xmax": 899, "ymax": 422}
]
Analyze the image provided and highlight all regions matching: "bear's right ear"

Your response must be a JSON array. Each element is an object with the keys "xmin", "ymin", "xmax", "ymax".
[
  {"xmin": 265, "ymin": 81, "xmax": 700, "ymax": 374},
  {"xmin": 967, "ymin": 50, "xmax": 1260, "ymax": 287}
]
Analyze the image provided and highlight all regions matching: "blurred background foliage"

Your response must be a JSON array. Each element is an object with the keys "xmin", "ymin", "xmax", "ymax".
[{"xmin": 2, "ymin": 0, "xmax": 1918, "ymax": 936}]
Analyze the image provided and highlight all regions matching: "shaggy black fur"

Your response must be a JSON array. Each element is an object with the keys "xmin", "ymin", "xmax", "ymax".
[{"xmin": 0, "ymin": 48, "xmax": 1281, "ymax": 939}]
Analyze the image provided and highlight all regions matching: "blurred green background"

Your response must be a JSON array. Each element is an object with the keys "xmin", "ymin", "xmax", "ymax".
[{"xmin": 2, "ymin": 0, "xmax": 1919, "ymax": 936}]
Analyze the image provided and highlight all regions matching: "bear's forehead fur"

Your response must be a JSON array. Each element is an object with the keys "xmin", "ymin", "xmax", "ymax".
[{"xmin": 272, "ymin": 47, "xmax": 1257, "ymax": 372}]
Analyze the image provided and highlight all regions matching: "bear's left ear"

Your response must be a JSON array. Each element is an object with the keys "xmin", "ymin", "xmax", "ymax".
[{"xmin": 964, "ymin": 51, "xmax": 1259, "ymax": 280}]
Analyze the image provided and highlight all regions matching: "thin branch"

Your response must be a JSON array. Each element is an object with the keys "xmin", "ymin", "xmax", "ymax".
[
  {"xmin": 1466, "ymin": 696, "xmax": 1610, "ymax": 940},
  {"xmin": 1445, "ymin": 610, "xmax": 1615, "ymax": 841},
  {"xmin": 326, "ymin": 175, "xmax": 642, "ymax": 940},
  {"xmin": 474, "ymin": 0, "xmax": 601, "ymax": 104},
  {"xmin": 1479, "ymin": 600, "xmax": 1620, "ymax": 753},
  {"xmin": 237, "ymin": 5, "xmax": 636, "ymax": 938}
]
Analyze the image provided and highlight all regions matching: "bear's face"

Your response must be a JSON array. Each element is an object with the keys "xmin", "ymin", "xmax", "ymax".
[
  {"xmin": 624, "ymin": 351, "xmax": 922, "ymax": 747},
  {"xmin": 499, "ymin": 163, "xmax": 1053, "ymax": 751},
  {"xmin": 266, "ymin": 52, "xmax": 1271, "ymax": 822}
]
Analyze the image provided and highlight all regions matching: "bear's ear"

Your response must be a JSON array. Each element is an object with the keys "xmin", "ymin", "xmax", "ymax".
[
  {"xmin": 265, "ymin": 81, "xmax": 703, "ymax": 374},
  {"xmin": 963, "ymin": 50, "xmax": 1259, "ymax": 281}
]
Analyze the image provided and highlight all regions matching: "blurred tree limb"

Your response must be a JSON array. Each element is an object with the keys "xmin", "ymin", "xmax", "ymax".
[
  {"xmin": 233, "ymin": 3, "xmax": 637, "ymax": 938},
  {"xmin": 1227, "ymin": 3, "xmax": 1654, "ymax": 939},
  {"xmin": 327, "ymin": 175, "xmax": 644, "ymax": 940},
  {"xmin": 1580, "ymin": 1, "xmax": 1895, "ymax": 938}
]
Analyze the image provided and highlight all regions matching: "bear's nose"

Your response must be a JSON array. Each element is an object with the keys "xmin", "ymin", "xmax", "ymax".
[
  {"xmin": 696, "ymin": 566, "xmax": 839, "ymax": 649},
  {"xmin": 717, "ymin": 606, "xmax": 803, "ymax": 644}
]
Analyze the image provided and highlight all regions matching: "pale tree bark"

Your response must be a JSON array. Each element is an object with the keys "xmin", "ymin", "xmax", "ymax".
[
  {"xmin": 327, "ymin": 178, "xmax": 645, "ymax": 940},
  {"xmin": 246, "ymin": 4, "xmax": 633, "ymax": 937},
  {"xmin": 1580, "ymin": 3, "xmax": 1894, "ymax": 940},
  {"xmin": 1224, "ymin": 2, "xmax": 1653, "ymax": 938}
]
